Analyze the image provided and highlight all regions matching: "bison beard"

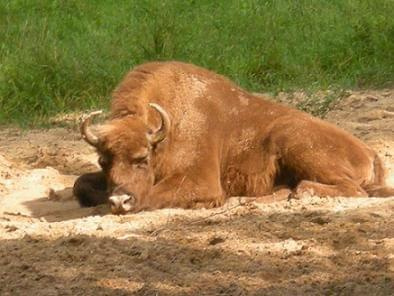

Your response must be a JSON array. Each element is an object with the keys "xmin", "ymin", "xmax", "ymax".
[
  {"xmin": 73, "ymin": 61, "xmax": 394, "ymax": 214},
  {"xmin": 73, "ymin": 172, "xmax": 108, "ymax": 207}
]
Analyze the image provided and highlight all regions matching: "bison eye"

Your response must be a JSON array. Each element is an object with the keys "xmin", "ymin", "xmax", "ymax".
[{"xmin": 98, "ymin": 156, "xmax": 109, "ymax": 168}]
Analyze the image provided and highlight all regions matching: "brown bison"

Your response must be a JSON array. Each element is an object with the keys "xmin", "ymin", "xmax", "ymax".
[{"xmin": 73, "ymin": 61, "xmax": 394, "ymax": 214}]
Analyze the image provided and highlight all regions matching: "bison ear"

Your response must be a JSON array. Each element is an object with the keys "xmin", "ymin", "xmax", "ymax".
[{"xmin": 148, "ymin": 103, "xmax": 171, "ymax": 145}]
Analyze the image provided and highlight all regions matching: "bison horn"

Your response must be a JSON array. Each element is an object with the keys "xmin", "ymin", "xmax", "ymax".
[
  {"xmin": 149, "ymin": 103, "xmax": 171, "ymax": 145},
  {"xmin": 80, "ymin": 110, "xmax": 103, "ymax": 147}
]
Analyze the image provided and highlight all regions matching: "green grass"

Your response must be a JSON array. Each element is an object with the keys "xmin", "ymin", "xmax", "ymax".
[{"xmin": 1, "ymin": 0, "xmax": 393, "ymax": 125}]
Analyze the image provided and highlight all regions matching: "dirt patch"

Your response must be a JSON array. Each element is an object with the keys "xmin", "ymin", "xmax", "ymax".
[
  {"xmin": 0, "ymin": 90, "xmax": 393, "ymax": 295},
  {"xmin": 0, "ymin": 127, "xmax": 98, "ymax": 174}
]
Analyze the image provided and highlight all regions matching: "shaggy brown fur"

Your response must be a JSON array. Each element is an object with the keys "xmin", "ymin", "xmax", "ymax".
[{"xmin": 74, "ymin": 61, "xmax": 394, "ymax": 214}]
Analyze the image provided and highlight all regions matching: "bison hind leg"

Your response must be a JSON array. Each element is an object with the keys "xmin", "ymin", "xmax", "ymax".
[
  {"xmin": 292, "ymin": 180, "xmax": 368, "ymax": 198},
  {"xmin": 364, "ymin": 185, "xmax": 394, "ymax": 197},
  {"xmin": 73, "ymin": 172, "xmax": 109, "ymax": 207}
]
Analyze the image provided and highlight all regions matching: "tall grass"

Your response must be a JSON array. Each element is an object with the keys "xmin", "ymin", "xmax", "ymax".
[{"xmin": 1, "ymin": 0, "xmax": 393, "ymax": 125}]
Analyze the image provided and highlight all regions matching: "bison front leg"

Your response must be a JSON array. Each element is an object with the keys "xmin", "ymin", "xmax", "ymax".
[
  {"xmin": 226, "ymin": 187, "xmax": 292, "ymax": 206},
  {"xmin": 292, "ymin": 180, "xmax": 368, "ymax": 199},
  {"xmin": 251, "ymin": 187, "xmax": 293, "ymax": 203},
  {"xmin": 73, "ymin": 171, "xmax": 109, "ymax": 207},
  {"xmin": 144, "ymin": 173, "xmax": 226, "ymax": 210},
  {"xmin": 110, "ymin": 173, "xmax": 225, "ymax": 214}
]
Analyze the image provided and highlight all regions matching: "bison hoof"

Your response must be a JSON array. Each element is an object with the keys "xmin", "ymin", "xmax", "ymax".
[
  {"xmin": 109, "ymin": 194, "xmax": 136, "ymax": 215},
  {"xmin": 290, "ymin": 187, "xmax": 314, "ymax": 200}
]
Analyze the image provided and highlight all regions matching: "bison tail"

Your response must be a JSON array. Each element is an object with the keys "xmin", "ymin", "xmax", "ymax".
[
  {"xmin": 371, "ymin": 154, "xmax": 386, "ymax": 185},
  {"xmin": 363, "ymin": 155, "xmax": 394, "ymax": 197}
]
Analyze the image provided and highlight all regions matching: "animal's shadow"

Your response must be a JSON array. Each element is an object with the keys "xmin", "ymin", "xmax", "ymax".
[{"xmin": 22, "ymin": 187, "xmax": 110, "ymax": 222}]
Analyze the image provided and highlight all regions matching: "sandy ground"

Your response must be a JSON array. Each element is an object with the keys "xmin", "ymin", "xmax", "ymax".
[{"xmin": 0, "ymin": 90, "xmax": 393, "ymax": 295}]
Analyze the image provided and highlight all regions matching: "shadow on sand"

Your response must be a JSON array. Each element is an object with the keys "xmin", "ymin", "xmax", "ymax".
[{"xmin": 21, "ymin": 187, "xmax": 109, "ymax": 222}]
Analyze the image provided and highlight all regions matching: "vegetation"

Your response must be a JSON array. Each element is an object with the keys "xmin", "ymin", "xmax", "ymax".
[{"xmin": 1, "ymin": 0, "xmax": 393, "ymax": 125}]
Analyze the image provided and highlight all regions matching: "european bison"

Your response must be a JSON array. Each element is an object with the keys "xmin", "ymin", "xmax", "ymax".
[{"xmin": 73, "ymin": 61, "xmax": 394, "ymax": 214}]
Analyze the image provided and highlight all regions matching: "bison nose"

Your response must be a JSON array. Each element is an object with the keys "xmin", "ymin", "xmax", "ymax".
[{"xmin": 108, "ymin": 193, "xmax": 136, "ymax": 215}]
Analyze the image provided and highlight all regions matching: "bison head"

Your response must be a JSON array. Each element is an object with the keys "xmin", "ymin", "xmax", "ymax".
[{"xmin": 81, "ymin": 103, "xmax": 171, "ymax": 214}]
